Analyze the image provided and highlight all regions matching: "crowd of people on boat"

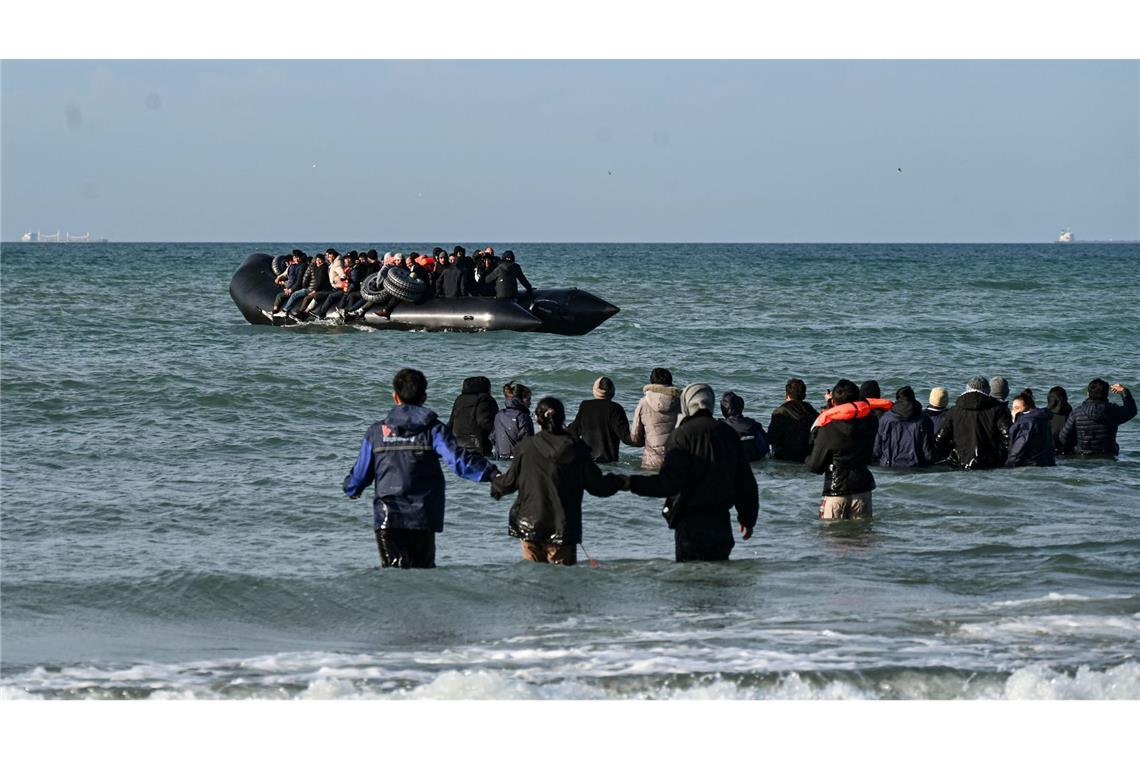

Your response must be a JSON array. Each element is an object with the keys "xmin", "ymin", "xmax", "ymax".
[
  {"xmin": 343, "ymin": 367, "xmax": 1136, "ymax": 568},
  {"xmin": 264, "ymin": 245, "xmax": 533, "ymax": 322}
]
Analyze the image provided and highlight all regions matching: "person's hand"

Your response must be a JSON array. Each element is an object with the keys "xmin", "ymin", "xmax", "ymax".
[
  {"xmin": 1110, "ymin": 383, "xmax": 1127, "ymax": 394},
  {"xmin": 739, "ymin": 524, "xmax": 753, "ymax": 540},
  {"xmin": 617, "ymin": 475, "xmax": 631, "ymax": 491}
]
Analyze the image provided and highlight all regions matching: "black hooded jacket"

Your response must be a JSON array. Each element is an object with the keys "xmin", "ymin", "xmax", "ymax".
[
  {"xmin": 1046, "ymin": 389, "xmax": 1075, "ymax": 455},
  {"xmin": 768, "ymin": 400, "xmax": 820, "ymax": 461},
  {"xmin": 568, "ymin": 398, "xmax": 634, "ymax": 463},
  {"xmin": 435, "ymin": 264, "xmax": 468, "ymax": 298},
  {"xmin": 934, "ymin": 390, "xmax": 1011, "ymax": 469},
  {"xmin": 447, "ymin": 377, "xmax": 498, "ymax": 456},
  {"xmin": 484, "ymin": 261, "xmax": 533, "ymax": 299},
  {"xmin": 806, "ymin": 415, "xmax": 877, "ymax": 496},
  {"xmin": 491, "ymin": 430, "xmax": 623, "ymax": 545},
  {"xmin": 1057, "ymin": 389, "xmax": 1136, "ymax": 456},
  {"xmin": 629, "ymin": 411, "xmax": 760, "ymax": 531}
]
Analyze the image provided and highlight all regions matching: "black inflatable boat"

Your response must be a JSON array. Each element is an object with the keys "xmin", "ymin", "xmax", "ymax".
[{"xmin": 228, "ymin": 253, "xmax": 620, "ymax": 335}]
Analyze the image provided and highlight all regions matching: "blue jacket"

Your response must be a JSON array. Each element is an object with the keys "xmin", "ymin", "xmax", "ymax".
[
  {"xmin": 873, "ymin": 398, "xmax": 935, "ymax": 468},
  {"xmin": 1006, "ymin": 407, "xmax": 1056, "ymax": 467},
  {"xmin": 284, "ymin": 261, "xmax": 306, "ymax": 290},
  {"xmin": 343, "ymin": 404, "xmax": 496, "ymax": 531},
  {"xmin": 493, "ymin": 398, "xmax": 534, "ymax": 459}
]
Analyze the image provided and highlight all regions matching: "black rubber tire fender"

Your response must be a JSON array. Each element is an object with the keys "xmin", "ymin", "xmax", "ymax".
[
  {"xmin": 271, "ymin": 255, "xmax": 289, "ymax": 277},
  {"xmin": 383, "ymin": 267, "xmax": 428, "ymax": 303},
  {"xmin": 360, "ymin": 271, "xmax": 387, "ymax": 303}
]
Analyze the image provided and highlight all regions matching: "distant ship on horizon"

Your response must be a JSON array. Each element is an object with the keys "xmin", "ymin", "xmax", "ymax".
[
  {"xmin": 20, "ymin": 231, "xmax": 108, "ymax": 243},
  {"xmin": 1057, "ymin": 227, "xmax": 1074, "ymax": 243}
]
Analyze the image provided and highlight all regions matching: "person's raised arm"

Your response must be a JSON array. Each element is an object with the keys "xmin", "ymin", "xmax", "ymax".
[{"xmin": 1110, "ymin": 384, "xmax": 1137, "ymax": 424}]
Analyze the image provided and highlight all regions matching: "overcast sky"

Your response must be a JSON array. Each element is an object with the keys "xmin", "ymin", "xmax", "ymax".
[{"xmin": 2, "ymin": 60, "xmax": 1137, "ymax": 242}]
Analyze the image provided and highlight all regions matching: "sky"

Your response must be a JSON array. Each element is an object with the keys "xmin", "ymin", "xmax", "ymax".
[{"xmin": 1, "ymin": 59, "xmax": 1137, "ymax": 242}]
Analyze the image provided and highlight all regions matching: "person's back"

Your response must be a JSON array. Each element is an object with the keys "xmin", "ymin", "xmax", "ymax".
[
  {"xmin": 873, "ymin": 386, "xmax": 935, "ymax": 468},
  {"xmin": 768, "ymin": 378, "xmax": 819, "ymax": 462},
  {"xmin": 342, "ymin": 368, "xmax": 497, "ymax": 568},
  {"xmin": 628, "ymin": 384, "xmax": 759, "ymax": 562},
  {"xmin": 447, "ymin": 376, "xmax": 498, "ymax": 456},
  {"xmin": 1006, "ymin": 390, "xmax": 1056, "ymax": 467},
  {"xmin": 1057, "ymin": 379, "xmax": 1136, "ymax": 456},
  {"xmin": 493, "ymin": 383, "xmax": 534, "ymax": 459},
  {"xmin": 934, "ymin": 376, "xmax": 1011, "ymax": 470},
  {"xmin": 720, "ymin": 391, "xmax": 769, "ymax": 462},
  {"xmin": 629, "ymin": 368, "xmax": 682, "ymax": 469},
  {"xmin": 485, "ymin": 251, "xmax": 533, "ymax": 300},
  {"xmin": 923, "ymin": 387, "xmax": 950, "ymax": 438},
  {"xmin": 567, "ymin": 376, "xmax": 634, "ymax": 463},
  {"xmin": 1046, "ymin": 386, "xmax": 1074, "ymax": 455},
  {"xmin": 492, "ymin": 397, "xmax": 624, "ymax": 565},
  {"xmin": 436, "ymin": 262, "xmax": 467, "ymax": 298},
  {"xmin": 807, "ymin": 380, "xmax": 878, "ymax": 519}
]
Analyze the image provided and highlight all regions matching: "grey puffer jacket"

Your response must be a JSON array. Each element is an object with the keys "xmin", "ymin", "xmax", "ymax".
[{"xmin": 630, "ymin": 384, "xmax": 682, "ymax": 469}]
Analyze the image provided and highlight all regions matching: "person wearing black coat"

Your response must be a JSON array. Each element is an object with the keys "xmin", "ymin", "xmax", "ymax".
[
  {"xmin": 768, "ymin": 378, "xmax": 819, "ymax": 462},
  {"xmin": 873, "ymin": 386, "xmax": 935, "ymax": 468},
  {"xmin": 858, "ymin": 379, "xmax": 886, "ymax": 446},
  {"xmin": 933, "ymin": 376, "xmax": 1011, "ymax": 470},
  {"xmin": 567, "ymin": 376, "xmax": 635, "ymax": 463},
  {"xmin": 1057, "ymin": 379, "xmax": 1136, "ymax": 456},
  {"xmin": 1046, "ymin": 386, "xmax": 1074, "ymax": 455},
  {"xmin": 491, "ymin": 397, "xmax": 624, "ymax": 565},
  {"xmin": 484, "ymin": 250, "xmax": 534, "ymax": 300},
  {"xmin": 924, "ymin": 387, "xmax": 951, "ymax": 437},
  {"xmin": 628, "ymin": 384, "xmax": 759, "ymax": 562},
  {"xmin": 447, "ymin": 376, "xmax": 498, "ymax": 456},
  {"xmin": 435, "ymin": 259, "xmax": 469, "ymax": 298},
  {"xmin": 1005, "ymin": 389, "xmax": 1056, "ymax": 467},
  {"xmin": 806, "ymin": 379, "xmax": 877, "ymax": 519},
  {"xmin": 720, "ymin": 391, "xmax": 770, "ymax": 461}
]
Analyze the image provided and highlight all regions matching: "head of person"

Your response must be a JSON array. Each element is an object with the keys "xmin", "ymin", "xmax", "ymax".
[
  {"xmin": 367, "ymin": 249, "xmax": 379, "ymax": 262},
  {"xmin": 785, "ymin": 378, "xmax": 807, "ymax": 402},
  {"xmin": 504, "ymin": 382, "xmax": 532, "ymax": 406},
  {"xmin": 928, "ymin": 387, "xmax": 948, "ymax": 410},
  {"xmin": 990, "ymin": 375, "xmax": 1010, "ymax": 402},
  {"xmin": 432, "ymin": 247, "xmax": 444, "ymax": 257},
  {"xmin": 454, "ymin": 245, "xmax": 466, "ymax": 257},
  {"xmin": 325, "ymin": 248, "xmax": 338, "ymax": 258},
  {"xmin": 291, "ymin": 250, "xmax": 303, "ymax": 263},
  {"xmin": 1087, "ymin": 378, "xmax": 1109, "ymax": 401},
  {"xmin": 681, "ymin": 383, "xmax": 715, "ymax": 419},
  {"xmin": 859, "ymin": 380, "xmax": 881, "ymax": 401},
  {"xmin": 649, "ymin": 367, "xmax": 673, "ymax": 386},
  {"xmin": 967, "ymin": 376, "xmax": 990, "ymax": 393},
  {"xmin": 534, "ymin": 396, "xmax": 566, "ymax": 434},
  {"xmin": 1047, "ymin": 385, "xmax": 1069, "ymax": 411},
  {"xmin": 315, "ymin": 254, "xmax": 326, "ymax": 266},
  {"xmin": 895, "ymin": 385, "xmax": 916, "ymax": 403},
  {"xmin": 720, "ymin": 391, "xmax": 745, "ymax": 419},
  {"xmin": 1011, "ymin": 388, "xmax": 1036, "ymax": 420},
  {"xmin": 462, "ymin": 375, "xmax": 491, "ymax": 395},
  {"xmin": 831, "ymin": 379, "xmax": 860, "ymax": 405},
  {"xmin": 503, "ymin": 250, "xmax": 515, "ymax": 263},
  {"xmin": 393, "ymin": 368, "xmax": 427, "ymax": 406},
  {"xmin": 448, "ymin": 254, "xmax": 457, "ymax": 264},
  {"xmin": 593, "ymin": 376, "xmax": 615, "ymax": 400},
  {"xmin": 484, "ymin": 246, "xmax": 495, "ymax": 256}
]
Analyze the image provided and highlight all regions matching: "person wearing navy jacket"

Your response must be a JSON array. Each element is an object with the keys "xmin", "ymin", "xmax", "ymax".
[
  {"xmin": 873, "ymin": 385, "xmax": 936, "ymax": 468},
  {"xmin": 1005, "ymin": 389, "xmax": 1056, "ymax": 467},
  {"xmin": 343, "ymin": 368, "xmax": 498, "ymax": 568}
]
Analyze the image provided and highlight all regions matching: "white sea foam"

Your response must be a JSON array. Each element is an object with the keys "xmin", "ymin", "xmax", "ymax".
[{"xmin": 956, "ymin": 614, "xmax": 1140, "ymax": 640}]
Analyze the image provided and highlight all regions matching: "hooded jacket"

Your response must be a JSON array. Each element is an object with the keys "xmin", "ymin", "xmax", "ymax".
[
  {"xmin": 1046, "ymin": 389, "xmax": 1075, "ymax": 455},
  {"xmin": 720, "ymin": 392, "xmax": 769, "ymax": 462},
  {"xmin": 933, "ymin": 390, "xmax": 1011, "ymax": 469},
  {"xmin": 1056, "ymin": 389, "xmax": 1136, "ymax": 456},
  {"xmin": 484, "ymin": 261, "xmax": 534, "ymax": 299},
  {"xmin": 435, "ymin": 264, "xmax": 469, "ymax": 298},
  {"xmin": 447, "ymin": 377, "xmax": 498, "ymax": 456},
  {"xmin": 630, "ymin": 384, "xmax": 683, "ymax": 469},
  {"xmin": 491, "ymin": 430, "xmax": 623, "ymax": 545},
  {"xmin": 767, "ymin": 400, "xmax": 820, "ymax": 462},
  {"xmin": 629, "ymin": 411, "xmax": 760, "ymax": 532},
  {"xmin": 1006, "ymin": 407, "xmax": 1056, "ymax": 467},
  {"xmin": 873, "ymin": 397, "xmax": 935, "ymax": 468},
  {"xmin": 568, "ymin": 398, "xmax": 634, "ymax": 463},
  {"xmin": 806, "ymin": 407, "xmax": 877, "ymax": 495},
  {"xmin": 493, "ymin": 397, "xmax": 535, "ymax": 459},
  {"xmin": 343, "ymin": 404, "xmax": 496, "ymax": 532}
]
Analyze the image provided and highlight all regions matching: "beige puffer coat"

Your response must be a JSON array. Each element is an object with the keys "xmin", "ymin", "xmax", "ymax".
[{"xmin": 630, "ymin": 383, "xmax": 682, "ymax": 469}]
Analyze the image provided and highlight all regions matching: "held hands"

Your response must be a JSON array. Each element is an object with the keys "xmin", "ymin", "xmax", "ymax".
[
  {"xmin": 739, "ymin": 524, "xmax": 753, "ymax": 540},
  {"xmin": 1110, "ymin": 383, "xmax": 1127, "ymax": 394}
]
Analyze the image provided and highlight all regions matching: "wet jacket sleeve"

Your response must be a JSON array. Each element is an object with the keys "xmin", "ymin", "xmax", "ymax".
[
  {"xmin": 611, "ymin": 404, "xmax": 635, "ymax": 447},
  {"xmin": 934, "ymin": 413, "xmax": 955, "ymax": 460},
  {"xmin": 767, "ymin": 412, "xmax": 785, "ymax": 456},
  {"xmin": 581, "ymin": 455, "xmax": 622, "ymax": 498},
  {"xmin": 432, "ymin": 424, "xmax": 495, "ymax": 482},
  {"xmin": 1005, "ymin": 421, "xmax": 1029, "ymax": 467},
  {"xmin": 343, "ymin": 437, "xmax": 374, "ymax": 497},
  {"xmin": 920, "ymin": 416, "xmax": 935, "ymax": 464},
  {"xmin": 515, "ymin": 264, "xmax": 534, "ymax": 291},
  {"xmin": 490, "ymin": 450, "xmax": 521, "ymax": 500},
  {"xmin": 805, "ymin": 431, "xmax": 831, "ymax": 474},
  {"xmin": 1056, "ymin": 411, "xmax": 1076, "ymax": 448},
  {"xmin": 733, "ymin": 452, "xmax": 759, "ymax": 529},
  {"xmin": 477, "ymin": 397, "xmax": 497, "ymax": 434},
  {"xmin": 629, "ymin": 400, "xmax": 646, "ymax": 446},
  {"xmin": 872, "ymin": 423, "xmax": 885, "ymax": 464},
  {"xmin": 753, "ymin": 422, "xmax": 770, "ymax": 458},
  {"xmin": 1111, "ymin": 389, "xmax": 1137, "ymax": 425},
  {"xmin": 629, "ymin": 446, "xmax": 695, "ymax": 497}
]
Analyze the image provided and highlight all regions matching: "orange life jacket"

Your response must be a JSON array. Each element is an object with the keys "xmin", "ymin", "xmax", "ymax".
[{"xmin": 813, "ymin": 398, "xmax": 893, "ymax": 428}]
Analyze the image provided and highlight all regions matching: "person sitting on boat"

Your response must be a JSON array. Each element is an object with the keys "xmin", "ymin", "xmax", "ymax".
[
  {"xmin": 269, "ymin": 250, "xmax": 306, "ymax": 315},
  {"xmin": 484, "ymin": 250, "xmax": 534, "ymax": 301},
  {"xmin": 294, "ymin": 251, "xmax": 335, "ymax": 320},
  {"xmin": 319, "ymin": 251, "xmax": 360, "ymax": 319},
  {"xmin": 276, "ymin": 251, "xmax": 327, "ymax": 318}
]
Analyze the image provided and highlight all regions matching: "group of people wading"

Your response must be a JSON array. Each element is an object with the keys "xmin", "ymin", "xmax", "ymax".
[
  {"xmin": 343, "ymin": 367, "xmax": 1136, "ymax": 568},
  {"xmin": 265, "ymin": 245, "xmax": 533, "ymax": 322}
]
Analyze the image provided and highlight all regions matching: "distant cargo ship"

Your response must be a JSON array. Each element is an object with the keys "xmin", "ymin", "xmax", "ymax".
[
  {"xmin": 20, "ymin": 231, "xmax": 108, "ymax": 243},
  {"xmin": 1057, "ymin": 227, "xmax": 1074, "ymax": 243}
]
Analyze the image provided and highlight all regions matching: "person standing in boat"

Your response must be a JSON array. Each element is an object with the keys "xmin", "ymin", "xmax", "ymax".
[{"xmin": 484, "ymin": 250, "xmax": 534, "ymax": 301}]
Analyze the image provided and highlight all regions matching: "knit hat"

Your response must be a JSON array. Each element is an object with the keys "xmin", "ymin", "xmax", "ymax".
[
  {"xmin": 990, "ymin": 375, "xmax": 1009, "ymax": 401},
  {"xmin": 680, "ymin": 383, "xmax": 715, "ymax": 418},
  {"xmin": 928, "ymin": 387, "xmax": 948, "ymax": 409},
  {"xmin": 592, "ymin": 376, "xmax": 615, "ymax": 400},
  {"xmin": 966, "ymin": 376, "xmax": 989, "ymax": 392}
]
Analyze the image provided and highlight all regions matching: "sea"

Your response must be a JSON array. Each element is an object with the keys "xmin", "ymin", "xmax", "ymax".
[{"xmin": 1, "ymin": 242, "xmax": 1138, "ymax": 700}]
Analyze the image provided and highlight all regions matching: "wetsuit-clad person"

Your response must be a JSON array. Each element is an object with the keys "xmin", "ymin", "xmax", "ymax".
[
  {"xmin": 343, "ymin": 368, "xmax": 498, "ymax": 568},
  {"xmin": 626, "ymin": 383, "xmax": 759, "ymax": 562},
  {"xmin": 491, "ymin": 397, "xmax": 625, "ymax": 566},
  {"xmin": 1056, "ymin": 379, "xmax": 1136, "ymax": 457},
  {"xmin": 484, "ymin": 250, "xmax": 534, "ymax": 300}
]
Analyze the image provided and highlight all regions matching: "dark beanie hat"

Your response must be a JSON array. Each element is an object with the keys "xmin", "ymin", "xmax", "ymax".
[
  {"xmin": 453, "ymin": 245, "xmax": 466, "ymax": 255},
  {"xmin": 859, "ymin": 380, "xmax": 881, "ymax": 400}
]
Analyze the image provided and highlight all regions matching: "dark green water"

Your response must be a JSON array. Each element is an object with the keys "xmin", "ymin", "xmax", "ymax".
[{"xmin": 1, "ymin": 242, "xmax": 1138, "ymax": 699}]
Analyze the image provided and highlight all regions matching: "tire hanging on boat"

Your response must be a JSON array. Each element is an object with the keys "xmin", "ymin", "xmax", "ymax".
[
  {"xmin": 382, "ymin": 267, "xmax": 429, "ymax": 303},
  {"xmin": 271, "ymin": 255, "xmax": 289, "ymax": 277},
  {"xmin": 360, "ymin": 271, "xmax": 387, "ymax": 303}
]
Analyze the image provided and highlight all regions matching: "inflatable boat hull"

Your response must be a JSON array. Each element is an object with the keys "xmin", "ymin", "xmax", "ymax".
[{"xmin": 228, "ymin": 253, "xmax": 619, "ymax": 335}]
